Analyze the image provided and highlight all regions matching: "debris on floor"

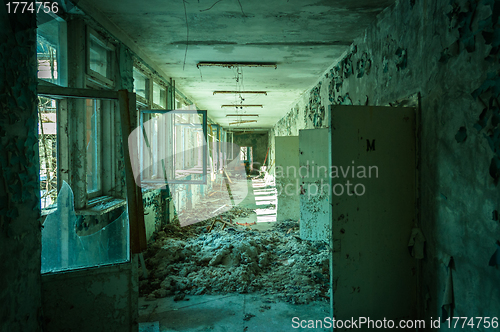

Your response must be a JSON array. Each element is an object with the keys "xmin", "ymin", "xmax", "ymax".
[
  {"xmin": 140, "ymin": 214, "xmax": 330, "ymax": 305},
  {"xmin": 259, "ymin": 305, "xmax": 271, "ymax": 312},
  {"xmin": 243, "ymin": 313, "xmax": 255, "ymax": 321}
]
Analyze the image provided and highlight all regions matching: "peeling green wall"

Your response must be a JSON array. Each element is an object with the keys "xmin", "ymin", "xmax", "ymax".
[
  {"xmin": 143, "ymin": 190, "xmax": 166, "ymax": 241},
  {"xmin": 0, "ymin": 11, "xmax": 42, "ymax": 332},
  {"xmin": 272, "ymin": 0, "xmax": 500, "ymax": 320}
]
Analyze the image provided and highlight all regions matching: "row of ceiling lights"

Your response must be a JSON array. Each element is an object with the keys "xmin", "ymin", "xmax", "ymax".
[{"xmin": 199, "ymin": 62, "xmax": 277, "ymax": 125}]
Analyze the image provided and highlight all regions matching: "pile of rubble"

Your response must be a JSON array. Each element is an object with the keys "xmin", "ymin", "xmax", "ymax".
[{"xmin": 139, "ymin": 214, "xmax": 330, "ymax": 304}]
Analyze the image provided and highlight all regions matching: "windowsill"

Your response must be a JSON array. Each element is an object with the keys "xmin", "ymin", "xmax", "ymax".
[
  {"xmin": 40, "ymin": 197, "xmax": 126, "ymax": 218},
  {"xmin": 41, "ymin": 259, "xmax": 132, "ymax": 277},
  {"xmin": 75, "ymin": 196, "xmax": 126, "ymax": 216},
  {"xmin": 86, "ymin": 73, "xmax": 114, "ymax": 90}
]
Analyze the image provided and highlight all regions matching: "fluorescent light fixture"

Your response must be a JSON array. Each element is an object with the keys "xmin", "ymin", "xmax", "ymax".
[
  {"xmin": 213, "ymin": 91, "xmax": 267, "ymax": 95},
  {"xmin": 197, "ymin": 62, "xmax": 277, "ymax": 69},
  {"xmin": 221, "ymin": 105, "xmax": 263, "ymax": 108},
  {"xmin": 229, "ymin": 120, "xmax": 258, "ymax": 125},
  {"xmin": 226, "ymin": 114, "xmax": 259, "ymax": 117}
]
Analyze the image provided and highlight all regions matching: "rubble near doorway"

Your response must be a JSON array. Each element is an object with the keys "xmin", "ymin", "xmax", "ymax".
[{"xmin": 139, "ymin": 178, "xmax": 331, "ymax": 306}]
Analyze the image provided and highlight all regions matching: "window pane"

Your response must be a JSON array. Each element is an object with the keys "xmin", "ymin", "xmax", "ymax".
[
  {"xmin": 153, "ymin": 82, "xmax": 166, "ymax": 108},
  {"xmin": 175, "ymin": 99, "xmax": 184, "ymax": 109},
  {"xmin": 37, "ymin": 17, "xmax": 66, "ymax": 86},
  {"xmin": 86, "ymin": 99, "xmax": 101, "ymax": 193},
  {"xmin": 240, "ymin": 146, "xmax": 248, "ymax": 160},
  {"xmin": 41, "ymin": 182, "xmax": 130, "ymax": 274},
  {"xmin": 38, "ymin": 97, "xmax": 58, "ymax": 209},
  {"xmin": 133, "ymin": 68, "xmax": 147, "ymax": 100},
  {"xmin": 141, "ymin": 113, "xmax": 160, "ymax": 180},
  {"xmin": 89, "ymin": 36, "xmax": 109, "ymax": 77}
]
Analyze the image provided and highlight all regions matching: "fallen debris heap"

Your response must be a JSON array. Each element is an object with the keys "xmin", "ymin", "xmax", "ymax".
[{"xmin": 139, "ymin": 214, "xmax": 330, "ymax": 304}]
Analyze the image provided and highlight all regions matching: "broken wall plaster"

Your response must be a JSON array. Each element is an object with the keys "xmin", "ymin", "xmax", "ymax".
[
  {"xmin": 0, "ymin": 10, "xmax": 42, "ymax": 331},
  {"xmin": 271, "ymin": 0, "xmax": 500, "ymax": 321},
  {"xmin": 143, "ymin": 189, "xmax": 166, "ymax": 237}
]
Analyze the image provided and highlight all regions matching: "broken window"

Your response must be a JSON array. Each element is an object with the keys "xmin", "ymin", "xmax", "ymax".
[
  {"xmin": 41, "ymin": 181, "xmax": 129, "ymax": 274},
  {"xmin": 38, "ymin": 97, "xmax": 58, "ymax": 209}
]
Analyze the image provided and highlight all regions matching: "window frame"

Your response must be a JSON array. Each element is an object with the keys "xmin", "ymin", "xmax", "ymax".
[
  {"xmin": 152, "ymin": 80, "xmax": 167, "ymax": 109},
  {"xmin": 133, "ymin": 66, "xmax": 149, "ymax": 106},
  {"xmin": 37, "ymin": 96, "xmax": 60, "ymax": 211},
  {"xmin": 85, "ymin": 98, "xmax": 103, "ymax": 199},
  {"xmin": 36, "ymin": 11, "xmax": 68, "ymax": 87},
  {"xmin": 86, "ymin": 27, "xmax": 115, "ymax": 89},
  {"xmin": 139, "ymin": 109, "xmax": 208, "ymax": 185}
]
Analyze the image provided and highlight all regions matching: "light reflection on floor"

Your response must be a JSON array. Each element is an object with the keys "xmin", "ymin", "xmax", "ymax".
[{"xmin": 251, "ymin": 178, "xmax": 278, "ymax": 223}]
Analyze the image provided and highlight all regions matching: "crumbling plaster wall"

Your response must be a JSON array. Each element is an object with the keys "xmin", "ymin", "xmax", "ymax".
[
  {"xmin": 0, "ymin": 11, "xmax": 42, "ymax": 332},
  {"xmin": 271, "ymin": 0, "xmax": 500, "ymax": 320},
  {"xmin": 143, "ymin": 190, "xmax": 166, "ymax": 241}
]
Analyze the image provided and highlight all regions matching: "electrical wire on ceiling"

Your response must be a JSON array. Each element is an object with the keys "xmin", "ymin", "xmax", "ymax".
[
  {"xmin": 200, "ymin": 0, "xmax": 224, "ymax": 12},
  {"xmin": 232, "ymin": 65, "xmax": 245, "ymax": 110},
  {"xmin": 226, "ymin": 66, "xmax": 264, "ymax": 126},
  {"xmin": 186, "ymin": 0, "xmax": 247, "ymax": 72},
  {"xmin": 182, "ymin": 0, "xmax": 189, "ymax": 71},
  {"xmin": 232, "ymin": 65, "xmax": 246, "ymax": 125},
  {"xmin": 199, "ymin": 0, "xmax": 245, "ymax": 16},
  {"xmin": 236, "ymin": 0, "xmax": 246, "ymax": 16}
]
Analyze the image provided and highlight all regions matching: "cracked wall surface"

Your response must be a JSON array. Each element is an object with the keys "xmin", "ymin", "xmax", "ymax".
[
  {"xmin": 271, "ymin": 0, "xmax": 500, "ymax": 320},
  {"xmin": 0, "ymin": 10, "xmax": 42, "ymax": 332}
]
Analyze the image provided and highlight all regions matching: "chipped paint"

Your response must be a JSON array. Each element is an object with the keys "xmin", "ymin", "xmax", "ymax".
[
  {"xmin": 271, "ymin": 0, "xmax": 500, "ymax": 322},
  {"xmin": 0, "ymin": 10, "xmax": 42, "ymax": 331}
]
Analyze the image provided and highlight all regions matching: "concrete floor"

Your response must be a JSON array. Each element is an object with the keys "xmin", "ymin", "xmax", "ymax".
[
  {"xmin": 138, "ymin": 294, "xmax": 330, "ymax": 332},
  {"xmin": 231, "ymin": 177, "xmax": 279, "ymax": 231}
]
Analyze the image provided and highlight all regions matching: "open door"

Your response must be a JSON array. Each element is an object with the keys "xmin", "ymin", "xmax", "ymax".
[
  {"xmin": 299, "ymin": 128, "xmax": 331, "ymax": 241},
  {"xmin": 275, "ymin": 136, "xmax": 300, "ymax": 222},
  {"xmin": 330, "ymin": 105, "xmax": 417, "ymax": 330}
]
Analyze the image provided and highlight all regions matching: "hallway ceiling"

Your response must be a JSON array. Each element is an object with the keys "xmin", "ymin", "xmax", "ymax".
[{"xmin": 81, "ymin": 0, "xmax": 396, "ymax": 129}]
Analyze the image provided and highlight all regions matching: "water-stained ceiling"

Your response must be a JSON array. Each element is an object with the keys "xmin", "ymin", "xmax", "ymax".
[{"xmin": 80, "ymin": 0, "xmax": 396, "ymax": 128}]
